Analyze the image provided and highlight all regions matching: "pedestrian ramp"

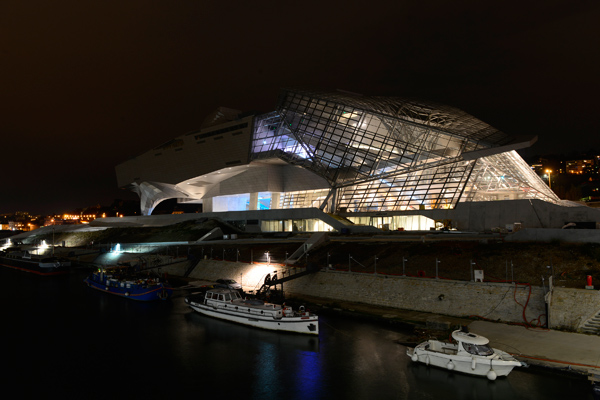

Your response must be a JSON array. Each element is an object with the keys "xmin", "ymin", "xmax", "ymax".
[{"xmin": 285, "ymin": 232, "xmax": 329, "ymax": 264}]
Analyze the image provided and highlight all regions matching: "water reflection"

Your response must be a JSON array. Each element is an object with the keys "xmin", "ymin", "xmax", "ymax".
[
  {"xmin": 181, "ymin": 309, "xmax": 322, "ymax": 399},
  {"xmin": 183, "ymin": 311, "xmax": 319, "ymax": 353},
  {"xmin": 0, "ymin": 267, "xmax": 595, "ymax": 400},
  {"xmin": 408, "ymin": 361, "xmax": 517, "ymax": 399}
]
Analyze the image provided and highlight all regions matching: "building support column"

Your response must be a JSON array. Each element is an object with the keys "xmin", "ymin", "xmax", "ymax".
[
  {"xmin": 202, "ymin": 198, "xmax": 213, "ymax": 212},
  {"xmin": 249, "ymin": 192, "xmax": 258, "ymax": 210},
  {"xmin": 319, "ymin": 186, "xmax": 337, "ymax": 213},
  {"xmin": 329, "ymin": 188, "xmax": 337, "ymax": 213},
  {"xmin": 271, "ymin": 192, "xmax": 280, "ymax": 209}
]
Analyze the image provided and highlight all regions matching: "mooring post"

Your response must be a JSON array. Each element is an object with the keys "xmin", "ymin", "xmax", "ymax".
[{"xmin": 374, "ymin": 256, "xmax": 378, "ymax": 274}]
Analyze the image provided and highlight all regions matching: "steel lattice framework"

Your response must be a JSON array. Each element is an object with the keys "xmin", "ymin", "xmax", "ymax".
[{"xmin": 251, "ymin": 88, "xmax": 557, "ymax": 212}]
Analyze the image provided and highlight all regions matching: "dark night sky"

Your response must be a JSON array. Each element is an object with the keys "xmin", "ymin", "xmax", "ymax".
[{"xmin": 1, "ymin": 1, "xmax": 599, "ymax": 215}]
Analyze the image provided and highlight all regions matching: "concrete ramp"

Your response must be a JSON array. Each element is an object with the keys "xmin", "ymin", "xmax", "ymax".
[
  {"xmin": 195, "ymin": 227, "xmax": 224, "ymax": 242},
  {"xmin": 286, "ymin": 232, "xmax": 329, "ymax": 264}
]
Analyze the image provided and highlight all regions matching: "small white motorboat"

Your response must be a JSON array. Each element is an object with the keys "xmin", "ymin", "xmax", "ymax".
[{"xmin": 406, "ymin": 327, "xmax": 524, "ymax": 380}]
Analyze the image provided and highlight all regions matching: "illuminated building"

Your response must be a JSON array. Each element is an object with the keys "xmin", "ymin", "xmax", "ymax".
[
  {"xmin": 566, "ymin": 159, "xmax": 595, "ymax": 174},
  {"xmin": 116, "ymin": 89, "xmax": 599, "ymax": 232}
]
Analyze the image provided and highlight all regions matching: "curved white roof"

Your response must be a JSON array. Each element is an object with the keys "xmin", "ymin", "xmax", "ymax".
[{"xmin": 452, "ymin": 330, "xmax": 490, "ymax": 345}]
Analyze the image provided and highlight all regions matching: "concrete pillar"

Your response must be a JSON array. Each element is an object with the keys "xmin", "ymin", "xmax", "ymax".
[
  {"xmin": 203, "ymin": 198, "xmax": 213, "ymax": 212},
  {"xmin": 329, "ymin": 188, "xmax": 337, "ymax": 213},
  {"xmin": 249, "ymin": 192, "xmax": 258, "ymax": 210},
  {"xmin": 271, "ymin": 192, "xmax": 280, "ymax": 209}
]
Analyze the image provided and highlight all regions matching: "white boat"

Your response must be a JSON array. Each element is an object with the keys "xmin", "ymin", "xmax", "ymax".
[
  {"xmin": 406, "ymin": 327, "xmax": 524, "ymax": 380},
  {"xmin": 184, "ymin": 287, "xmax": 319, "ymax": 336}
]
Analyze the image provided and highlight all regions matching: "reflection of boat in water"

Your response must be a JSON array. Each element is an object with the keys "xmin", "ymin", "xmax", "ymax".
[
  {"xmin": 0, "ymin": 250, "xmax": 71, "ymax": 276},
  {"xmin": 184, "ymin": 311, "xmax": 319, "ymax": 353},
  {"xmin": 185, "ymin": 287, "xmax": 319, "ymax": 335},
  {"xmin": 84, "ymin": 266, "xmax": 173, "ymax": 301},
  {"xmin": 406, "ymin": 327, "xmax": 524, "ymax": 380},
  {"xmin": 407, "ymin": 358, "xmax": 518, "ymax": 398}
]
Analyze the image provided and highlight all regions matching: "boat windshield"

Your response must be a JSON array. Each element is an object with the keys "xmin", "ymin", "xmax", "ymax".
[
  {"xmin": 208, "ymin": 291, "xmax": 242, "ymax": 301},
  {"xmin": 462, "ymin": 342, "xmax": 494, "ymax": 356}
]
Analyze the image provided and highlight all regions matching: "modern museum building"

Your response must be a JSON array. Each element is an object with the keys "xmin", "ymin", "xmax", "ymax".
[{"xmin": 115, "ymin": 88, "xmax": 599, "ymax": 233}]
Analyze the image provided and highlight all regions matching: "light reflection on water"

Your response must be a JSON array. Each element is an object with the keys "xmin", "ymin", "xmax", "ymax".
[{"xmin": 0, "ymin": 268, "xmax": 595, "ymax": 399}]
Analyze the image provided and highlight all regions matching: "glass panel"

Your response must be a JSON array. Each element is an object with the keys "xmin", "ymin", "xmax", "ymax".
[
  {"xmin": 463, "ymin": 151, "xmax": 559, "ymax": 203},
  {"xmin": 260, "ymin": 218, "xmax": 334, "ymax": 232},
  {"xmin": 213, "ymin": 194, "xmax": 250, "ymax": 212},
  {"xmin": 248, "ymin": 90, "xmax": 557, "ymax": 214}
]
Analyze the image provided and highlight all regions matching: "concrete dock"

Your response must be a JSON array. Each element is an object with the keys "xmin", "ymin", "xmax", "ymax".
[
  {"xmin": 293, "ymin": 294, "xmax": 600, "ymax": 384},
  {"xmin": 469, "ymin": 320, "xmax": 600, "ymax": 382}
]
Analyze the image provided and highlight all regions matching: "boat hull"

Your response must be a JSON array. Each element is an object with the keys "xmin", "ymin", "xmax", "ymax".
[
  {"xmin": 185, "ymin": 299, "xmax": 319, "ymax": 335},
  {"xmin": 407, "ymin": 342, "xmax": 521, "ymax": 380},
  {"xmin": 0, "ymin": 256, "xmax": 70, "ymax": 276},
  {"xmin": 84, "ymin": 276, "xmax": 173, "ymax": 301}
]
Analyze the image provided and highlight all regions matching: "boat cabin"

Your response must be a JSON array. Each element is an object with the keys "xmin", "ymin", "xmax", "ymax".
[
  {"xmin": 202, "ymin": 287, "xmax": 287, "ymax": 319},
  {"xmin": 205, "ymin": 288, "xmax": 243, "ymax": 302},
  {"xmin": 452, "ymin": 330, "xmax": 494, "ymax": 356}
]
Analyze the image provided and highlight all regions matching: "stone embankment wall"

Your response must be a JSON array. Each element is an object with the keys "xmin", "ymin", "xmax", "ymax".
[
  {"xmin": 549, "ymin": 287, "xmax": 600, "ymax": 331},
  {"xmin": 285, "ymin": 271, "xmax": 547, "ymax": 326},
  {"xmin": 505, "ymin": 228, "xmax": 600, "ymax": 244},
  {"xmin": 164, "ymin": 259, "xmax": 553, "ymax": 326}
]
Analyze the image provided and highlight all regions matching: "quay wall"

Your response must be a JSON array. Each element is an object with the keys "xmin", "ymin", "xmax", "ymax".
[
  {"xmin": 164, "ymin": 259, "xmax": 552, "ymax": 326},
  {"xmin": 504, "ymin": 228, "xmax": 600, "ymax": 244},
  {"xmin": 548, "ymin": 287, "xmax": 600, "ymax": 331}
]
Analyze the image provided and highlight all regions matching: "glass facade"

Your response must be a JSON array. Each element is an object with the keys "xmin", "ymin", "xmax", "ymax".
[
  {"xmin": 261, "ymin": 218, "xmax": 334, "ymax": 233},
  {"xmin": 213, "ymin": 194, "xmax": 250, "ymax": 212},
  {"xmin": 347, "ymin": 215, "xmax": 435, "ymax": 231},
  {"xmin": 278, "ymin": 189, "xmax": 330, "ymax": 209},
  {"xmin": 464, "ymin": 151, "xmax": 556, "ymax": 202},
  {"xmin": 250, "ymin": 89, "xmax": 558, "ymax": 212},
  {"xmin": 120, "ymin": 88, "xmax": 566, "ymax": 232}
]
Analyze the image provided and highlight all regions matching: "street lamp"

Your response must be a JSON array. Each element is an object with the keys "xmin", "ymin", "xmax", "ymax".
[{"xmin": 545, "ymin": 169, "xmax": 552, "ymax": 190}]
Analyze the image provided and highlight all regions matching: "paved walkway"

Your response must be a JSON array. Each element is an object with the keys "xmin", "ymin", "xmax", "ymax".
[{"xmin": 470, "ymin": 320, "xmax": 600, "ymax": 379}]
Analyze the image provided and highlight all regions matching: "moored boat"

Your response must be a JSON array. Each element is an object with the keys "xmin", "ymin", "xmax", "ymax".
[
  {"xmin": 84, "ymin": 266, "xmax": 173, "ymax": 301},
  {"xmin": 0, "ymin": 250, "xmax": 71, "ymax": 276},
  {"xmin": 406, "ymin": 327, "xmax": 525, "ymax": 380},
  {"xmin": 185, "ymin": 287, "xmax": 318, "ymax": 335}
]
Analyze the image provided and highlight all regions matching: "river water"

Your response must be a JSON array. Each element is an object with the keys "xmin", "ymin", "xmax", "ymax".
[{"xmin": 1, "ymin": 267, "xmax": 595, "ymax": 400}]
